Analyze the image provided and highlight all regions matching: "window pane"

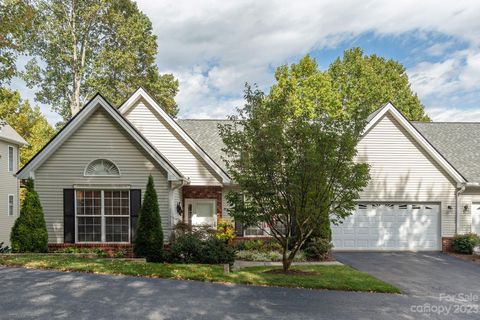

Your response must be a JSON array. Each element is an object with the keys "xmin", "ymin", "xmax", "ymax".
[
  {"xmin": 195, "ymin": 203, "xmax": 214, "ymax": 217},
  {"xmin": 77, "ymin": 217, "xmax": 101, "ymax": 242},
  {"xmin": 8, "ymin": 146, "xmax": 14, "ymax": 172},
  {"xmin": 106, "ymin": 217, "xmax": 129, "ymax": 242},
  {"xmin": 105, "ymin": 190, "xmax": 129, "ymax": 216},
  {"xmin": 77, "ymin": 190, "xmax": 101, "ymax": 216}
]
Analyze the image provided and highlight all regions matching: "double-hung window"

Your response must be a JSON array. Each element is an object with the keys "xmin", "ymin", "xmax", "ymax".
[
  {"xmin": 7, "ymin": 146, "xmax": 14, "ymax": 173},
  {"xmin": 76, "ymin": 190, "xmax": 130, "ymax": 243}
]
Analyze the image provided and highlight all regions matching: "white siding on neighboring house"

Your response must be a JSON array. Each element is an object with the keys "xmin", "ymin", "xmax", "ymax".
[
  {"xmin": 171, "ymin": 185, "xmax": 182, "ymax": 227},
  {"xmin": 124, "ymin": 99, "xmax": 223, "ymax": 186},
  {"xmin": 34, "ymin": 109, "xmax": 171, "ymax": 243},
  {"xmin": 356, "ymin": 113, "xmax": 459, "ymax": 237},
  {"xmin": 0, "ymin": 141, "xmax": 20, "ymax": 245}
]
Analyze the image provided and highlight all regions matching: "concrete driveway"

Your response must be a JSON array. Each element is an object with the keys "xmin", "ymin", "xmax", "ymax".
[{"xmin": 334, "ymin": 252, "xmax": 480, "ymax": 297}]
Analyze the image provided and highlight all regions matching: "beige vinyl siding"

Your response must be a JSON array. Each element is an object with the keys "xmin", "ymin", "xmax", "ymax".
[
  {"xmin": 456, "ymin": 190, "xmax": 480, "ymax": 234},
  {"xmin": 357, "ymin": 113, "xmax": 458, "ymax": 237},
  {"xmin": 124, "ymin": 99, "xmax": 222, "ymax": 186},
  {"xmin": 0, "ymin": 140, "xmax": 20, "ymax": 245},
  {"xmin": 35, "ymin": 108, "xmax": 171, "ymax": 243}
]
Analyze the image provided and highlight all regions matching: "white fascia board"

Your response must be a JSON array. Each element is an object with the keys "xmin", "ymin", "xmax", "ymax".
[
  {"xmin": 119, "ymin": 88, "xmax": 231, "ymax": 184},
  {"xmin": 362, "ymin": 103, "xmax": 466, "ymax": 183},
  {"xmin": 18, "ymin": 95, "xmax": 184, "ymax": 182}
]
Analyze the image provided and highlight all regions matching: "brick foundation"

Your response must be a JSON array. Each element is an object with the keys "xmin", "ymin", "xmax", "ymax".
[
  {"xmin": 182, "ymin": 186, "xmax": 223, "ymax": 222},
  {"xmin": 442, "ymin": 237, "xmax": 454, "ymax": 252},
  {"xmin": 48, "ymin": 243, "xmax": 134, "ymax": 258}
]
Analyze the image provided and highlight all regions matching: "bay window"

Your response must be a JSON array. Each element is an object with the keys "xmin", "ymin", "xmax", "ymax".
[{"xmin": 76, "ymin": 190, "xmax": 130, "ymax": 243}]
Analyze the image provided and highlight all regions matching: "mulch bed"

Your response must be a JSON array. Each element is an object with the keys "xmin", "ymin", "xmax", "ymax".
[{"xmin": 264, "ymin": 269, "xmax": 320, "ymax": 276}]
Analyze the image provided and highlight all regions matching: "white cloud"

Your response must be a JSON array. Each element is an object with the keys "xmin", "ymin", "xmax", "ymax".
[
  {"xmin": 427, "ymin": 106, "xmax": 480, "ymax": 122},
  {"xmin": 135, "ymin": 0, "xmax": 480, "ymax": 120}
]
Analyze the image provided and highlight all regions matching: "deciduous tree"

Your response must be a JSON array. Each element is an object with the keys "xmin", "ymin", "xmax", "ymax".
[
  {"xmin": 22, "ymin": 0, "xmax": 178, "ymax": 123},
  {"xmin": 328, "ymin": 47, "xmax": 430, "ymax": 121},
  {"xmin": 0, "ymin": 88, "xmax": 54, "ymax": 165},
  {"xmin": 220, "ymin": 61, "xmax": 370, "ymax": 271}
]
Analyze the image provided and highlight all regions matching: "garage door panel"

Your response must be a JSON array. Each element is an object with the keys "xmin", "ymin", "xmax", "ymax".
[{"xmin": 332, "ymin": 203, "xmax": 440, "ymax": 251}]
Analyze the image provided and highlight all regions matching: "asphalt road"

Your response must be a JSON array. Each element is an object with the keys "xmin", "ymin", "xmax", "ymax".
[{"xmin": 0, "ymin": 252, "xmax": 478, "ymax": 319}]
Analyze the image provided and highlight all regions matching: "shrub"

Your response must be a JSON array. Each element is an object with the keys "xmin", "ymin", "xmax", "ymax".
[
  {"xmin": 54, "ymin": 247, "xmax": 107, "ymax": 257},
  {"xmin": 216, "ymin": 219, "xmax": 235, "ymax": 242},
  {"xmin": 304, "ymin": 238, "xmax": 333, "ymax": 261},
  {"xmin": 169, "ymin": 221, "xmax": 192, "ymax": 242},
  {"xmin": 168, "ymin": 234, "xmax": 234, "ymax": 264},
  {"xmin": 235, "ymin": 250, "xmax": 306, "ymax": 262},
  {"xmin": 134, "ymin": 175, "xmax": 164, "ymax": 262},
  {"xmin": 200, "ymin": 238, "xmax": 235, "ymax": 264},
  {"xmin": 452, "ymin": 233, "xmax": 480, "ymax": 254},
  {"xmin": 10, "ymin": 179, "xmax": 48, "ymax": 253},
  {"xmin": 238, "ymin": 239, "xmax": 282, "ymax": 252},
  {"xmin": 169, "ymin": 234, "xmax": 203, "ymax": 263}
]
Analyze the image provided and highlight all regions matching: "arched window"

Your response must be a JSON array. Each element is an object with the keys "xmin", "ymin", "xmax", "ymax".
[{"xmin": 84, "ymin": 159, "xmax": 120, "ymax": 176}]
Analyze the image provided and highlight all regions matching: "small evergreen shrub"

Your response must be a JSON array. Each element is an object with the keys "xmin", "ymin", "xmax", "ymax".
[
  {"xmin": 168, "ymin": 233, "xmax": 234, "ymax": 264},
  {"xmin": 134, "ymin": 175, "xmax": 164, "ymax": 262},
  {"xmin": 10, "ymin": 179, "xmax": 48, "ymax": 253},
  {"xmin": 304, "ymin": 238, "xmax": 333, "ymax": 261},
  {"xmin": 169, "ymin": 234, "xmax": 203, "ymax": 263},
  {"xmin": 200, "ymin": 238, "xmax": 235, "ymax": 264},
  {"xmin": 452, "ymin": 233, "xmax": 480, "ymax": 254}
]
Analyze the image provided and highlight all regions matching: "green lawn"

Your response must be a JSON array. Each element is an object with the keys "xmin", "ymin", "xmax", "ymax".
[{"xmin": 0, "ymin": 254, "xmax": 399, "ymax": 293}]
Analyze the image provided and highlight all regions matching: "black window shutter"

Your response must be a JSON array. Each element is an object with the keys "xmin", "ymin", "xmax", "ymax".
[
  {"xmin": 234, "ymin": 220, "xmax": 244, "ymax": 237},
  {"xmin": 63, "ymin": 189, "xmax": 75, "ymax": 243},
  {"xmin": 130, "ymin": 189, "xmax": 142, "ymax": 242}
]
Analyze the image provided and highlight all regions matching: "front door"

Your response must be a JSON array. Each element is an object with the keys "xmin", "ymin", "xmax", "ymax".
[{"xmin": 185, "ymin": 199, "xmax": 217, "ymax": 228}]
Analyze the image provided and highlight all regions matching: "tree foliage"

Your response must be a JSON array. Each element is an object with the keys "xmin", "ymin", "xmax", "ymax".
[
  {"xmin": 21, "ymin": 0, "xmax": 178, "ymax": 123},
  {"xmin": 220, "ymin": 58, "xmax": 370, "ymax": 271},
  {"xmin": 134, "ymin": 175, "xmax": 163, "ymax": 262},
  {"xmin": 10, "ymin": 178, "xmax": 48, "ymax": 253},
  {"xmin": 0, "ymin": 0, "xmax": 34, "ymax": 85},
  {"xmin": 0, "ymin": 88, "xmax": 55, "ymax": 165},
  {"xmin": 328, "ymin": 47, "xmax": 430, "ymax": 121}
]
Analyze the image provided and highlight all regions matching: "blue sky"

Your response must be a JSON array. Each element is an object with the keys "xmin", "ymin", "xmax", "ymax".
[{"xmin": 10, "ymin": 0, "xmax": 480, "ymax": 124}]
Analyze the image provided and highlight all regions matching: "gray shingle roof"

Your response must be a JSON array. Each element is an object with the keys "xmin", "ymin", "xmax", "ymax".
[
  {"xmin": 177, "ymin": 119, "xmax": 232, "ymax": 172},
  {"xmin": 0, "ymin": 122, "xmax": 28, "ymax": 145},
  {"xmin": 177, "ymin": 117, "xmax": 480, "ymax": 183},
  {"xmin": 413, "ymin": 122, "xmax": 480, "ymax": 182}
]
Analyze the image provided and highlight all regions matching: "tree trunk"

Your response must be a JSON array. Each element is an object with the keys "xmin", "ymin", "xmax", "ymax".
[
  {"xmin": 282, "ymin": 247, "xmax": 293, "ymax": 272},
  {"xmin": 71, "ymin": 77, "xmax": 81, "ymax": 116}
]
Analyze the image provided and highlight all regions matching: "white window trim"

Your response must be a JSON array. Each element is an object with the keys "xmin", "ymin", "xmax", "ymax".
[
  {"xmin": 74, "ymin": 189, "xmax": 131, "ymax": 244},
  {"xmin": 83, "ymin": 158, "xmax": 122, "ymax": 177},
  {"xmin": 7, "ymin": 145, "xmax": 14, "ymax": 173},
  {"xmin": 7, "ymin": 194, "xmax": 14, "ymax": 216}
]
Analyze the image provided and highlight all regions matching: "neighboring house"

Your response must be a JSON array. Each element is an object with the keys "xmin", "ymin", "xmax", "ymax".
[
  {"xmin": 15, "ymin": 88, "xmax": 480, "ymax": 252},
  {"xmin": 0, "ymin": 122, "xmax": 28, "ymax": 245}
]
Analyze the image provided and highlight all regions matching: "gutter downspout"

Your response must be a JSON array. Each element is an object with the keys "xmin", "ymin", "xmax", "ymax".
[{"xmin": 171, "ymin": 178, "xmax": 189, "ymax": 223}]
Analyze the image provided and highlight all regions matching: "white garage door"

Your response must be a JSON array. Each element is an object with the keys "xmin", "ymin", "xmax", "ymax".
[{"xmin": 332, "ymin": 203, "xmax": 440, "ymax": 251}]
